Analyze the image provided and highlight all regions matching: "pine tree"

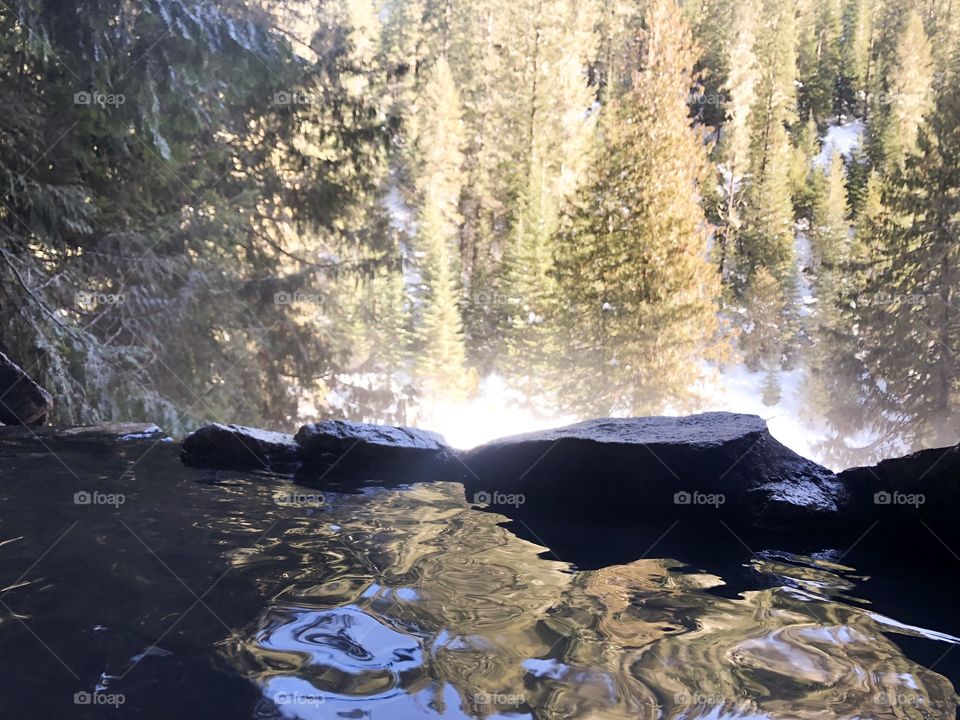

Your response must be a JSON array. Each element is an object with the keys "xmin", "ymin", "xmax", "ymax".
[
  {"xmin": 791, "ymin": 114, "xmax": 823, "ymax": 221},
  {"xmin": 809, "ymin": 151, "xmax": 850, "ymax": 292},
  {"xmin": 501, "ymin": 0, "xmax": 599, "ymax": 385},
  {"xmin": 714, "ymin": 0, "xmax": 759, "ymax": 277},
  {"xmin": 554, "ymin": 0, "xmax": 724, "ymax": 415},
  {"xmin": 806, "ymin": 152, "xmax": 851, "ymax": 420},
  {"xmin": 851, "ymin": 169, "xmax": 887, "ymax": 269},
  {"xmin": 819, "ymin": 52, "xmax": 960, "ymax": 458},
  {"xmin": 867, "ymin": 9, "xmax": 935, "ymax": 170},
  {"xmin": 738, "ymin": 0, "xmax": 798, "ymax": 288},
  {"xmin": 805, "ymin": 167, "xmax": 888, "ymax": 467},
  {"xmin": 839, "ymin": 0, "xmax": 877, "ymax": 117},
  {"xmin": 687, "ymin": 0, "xmax": 736, "ymax": 130},
  {"xmin": 885, "ymin": 10, "xmax": 935, "ymax": 164},
  {"xmin": 379, "ymin": 0, "xmax": 427, "ymax": 126},
  {"xmin": 595, "ymin": 0, "xmax": 646, "ymax": 102},
  {"xmin": 868, "ymin": 55, "xmax": 960, "ymax": 447},
  {"xmin": 922, "ymin": 0, "xmax": 960, "ymax": 73},
  {"xmin": 454, "ymin": 0, "xmax": 509, "ymax": 365},
  {"xmin": 735, "ymin": 0, "xmax": 799, "ymax": 365},
  {"xmin": 412, "ymin": 58, "xmax": 471, "ymax": 399},
  {"xmin": 0, "ymin": 0, "xmax": 391, "ymax": 430},
  {"xmin": 740, "ymin": 129, "xmax": 797, "ymax": 286},
  {"xmin": 740, "ymin": 267, "xmax": 789, "ymax": 398},
  {"xmin": 797, "ymin": 0, "xmax": 844, "ymax": 122}
]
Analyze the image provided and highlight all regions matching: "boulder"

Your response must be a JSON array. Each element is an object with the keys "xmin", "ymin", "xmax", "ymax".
[
  {"xmin": 0, "ymin": 351, "xmax": 53, "ymax": 425},
  {"xmin": 181, "ymin": 423, "xmax": 301, "ymax": 471},
  {"xmin": 461, "ymin": 413, "xmax": 846, "ymax": 531},
  {"xmin": 294, "ymin": 420, "xmax": 453, "ymax": 479},
  {"xmin": 179, "ymin": 419, "xmax": 453, "ymax": 478},
  {"xmin": 839, "ymin": 443, "xmax": 960, "ymax": 540}
]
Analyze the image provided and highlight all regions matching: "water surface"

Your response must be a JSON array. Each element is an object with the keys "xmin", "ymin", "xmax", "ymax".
[{"xmin": 0, "ymin": 439, "xmax": 957, "ymax": 718}]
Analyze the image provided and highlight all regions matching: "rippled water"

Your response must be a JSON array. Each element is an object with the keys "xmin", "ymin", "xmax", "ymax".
[{"xmin": 0, "ymin": 438, "xmax": 957, "ymax": 718}]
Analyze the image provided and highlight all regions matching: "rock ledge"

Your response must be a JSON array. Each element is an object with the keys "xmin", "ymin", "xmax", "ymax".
[{"xmin": 461, "ymin": 412, "xmax": 846, "ymax": 529}]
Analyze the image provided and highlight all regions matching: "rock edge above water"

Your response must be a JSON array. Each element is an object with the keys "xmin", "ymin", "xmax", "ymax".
[
  {"xmin": 0, "ymin": 422, "xmax": 167, "ymax": 444},
  {"xmin": 462, "ymin": 413, "xmax": 847, "ymax": 531},
  {"xmin": 180, "ymin": 419, "xmax": 453, "ymax": 478},
  {"xmin": 839, "ymin": 444, "xmax": 960, "ymax": 533},
  {"xmin": 13, "ymin": 413, "xmax": 955, "ymax": 544},
  {"xmin": 180, "ymin": 423, "xmax": 302, "ymax": 470},
  {"xmin": 175, "ymin": 413, "xmax": 960, "ymax": 536}
]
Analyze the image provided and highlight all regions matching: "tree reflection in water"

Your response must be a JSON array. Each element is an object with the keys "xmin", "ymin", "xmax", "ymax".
[{"xmin": 221, "ymin": 482, "xmax": 959, "ymax": 719}]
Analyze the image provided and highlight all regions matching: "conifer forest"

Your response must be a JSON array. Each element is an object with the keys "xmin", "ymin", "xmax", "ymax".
[{"xmin": 1, "ymin": 0, "xmax": 958, "ymax": 466}]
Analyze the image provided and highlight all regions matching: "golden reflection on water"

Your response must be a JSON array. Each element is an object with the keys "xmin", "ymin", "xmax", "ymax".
[{"xmin": 218, "ymin": 482, "xmax": 959, "ymax": 719}]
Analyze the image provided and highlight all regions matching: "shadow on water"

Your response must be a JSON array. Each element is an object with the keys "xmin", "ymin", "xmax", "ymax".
[{"xmin": 0, "ymin": 439, "xmax": 958, "ymax": 718}]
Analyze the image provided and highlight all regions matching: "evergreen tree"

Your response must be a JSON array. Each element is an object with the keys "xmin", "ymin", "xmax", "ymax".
[
  {"xmin": 739, "ymin": 123, "xmax": 797, "ymax": 287},
  {"xmin": 818, "ymin": 53, "xmax": 960, "ymax": 459},
  {"xmin": 380, "ymin": 0, "xmax": 425, "ymax": 91},
  {"xmin": 798, "ymin": 0, "xmax": 844, "ymax": 122},
  {"xmin": 714, "ymin": 0, "xmax": 759, "ymax": 277},
  {"xmin": 739, "ymin": 267, "xmax": 789, "ymax": 403},
  {"xmin": 866, "ymin": 9, "xmax": 935, "ymax": 170},
  {"xmin": 791, "ymin": 114, "xmax": 823, "ymax": 221},
  {"xmin": 454, "ymin": 0, "xmax": 511, "ymax": 365},
  {"xmin": 809, "ymin": 151, "xmax": 851, "ymax": 292},
  {"xmin": 884, "ymin": 10, "xmax": 935, "ymax": 164},
  {"xmin": 851, "ymin": 169, "xmax": 887, "ymax": 268},
  {"xmin": 863, "ymin": 57, "xmax": 960, "ymax": 447},
  {"xmin": 554, "ymin": 0, "xmax": 724, "ymax": 415},
  {"xmin": 412, "ymin": 58, "xmax": 470, "ymax": 398},
  {"xmin": 734, "ymin": 0, "xmax": 799, "ymax": 366},
  {"xmin": 687, "ymin": 0, "xmax": 736, "ymax": 130},
  {"xmin": 595, "ymin": 0, "xmax": 646, "ymax": 101},
  {"xmin": 501, "ymin": 0, "xmax": 599, "ymax": 385},
  {"xmin": 805, "ymin": 151, "xmax": 851, "ymax": 423},
  {"xmin": 0, "ymin": 0, "xmax": 390, "ymax": 430},
  {"xmin": 806, "ymin": 168, "xmax": 888, "ymax": 467},
  {"xmin": 839, "ymin": 0, "xmax": 877, "ymax": 116},
  {"xmin": 738, "ymin": 0, "xmax": 798, "ymax": 289}
]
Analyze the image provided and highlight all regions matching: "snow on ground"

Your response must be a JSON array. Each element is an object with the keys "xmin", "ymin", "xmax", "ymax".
[
  {"xmin": 382, "ymin": 179, "xmax": 423, "ymax": 302},
  {"xmin": 717, "ymin": 163, "xmax": 745, "ymax": 198},
  {"xmin": 815, "ymin": 119, "xmax": 865, "ymax": 168},
  {"xmin": 795, "ymin": 226, "xmax": 817, "ymax": 315},
  {"xmin": 691, "ymin": 362, "xmax": 830, "ymax": 466},
  {"xmin": 383, "ymin": 180, "xmax": 415, "ymax": 236}
]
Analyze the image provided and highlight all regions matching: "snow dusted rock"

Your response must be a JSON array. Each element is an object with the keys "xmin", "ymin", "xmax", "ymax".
[
  {"xmin": 295, "ymin": 420, "xmax": 452, "ymax": 478},
  {"xmin": 181, "ymin": 423, "xmax": 301, "ymax": 470},
  {"xmin": 0, "ymin": 351, "xmax": 53, "ymax": 426},
  {"xmin": 0, "ymin": 422, "xmax": 167, "ymax": 444},
  {"xmin": 461, "ymin": 413, "xmax": 846, "ymax": 530},
  {"xmin": 839, "ymin": 443, "xmax": 960, "ymax": 540},
  {"xmin": 180, "ymin": 420, "xmax": 453, "ymax": 478}
]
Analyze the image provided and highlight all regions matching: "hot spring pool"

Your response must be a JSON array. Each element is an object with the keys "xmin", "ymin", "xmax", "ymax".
[{"xmin": 0, "ymin": 438, "xmax": 957, "ymax": 718}]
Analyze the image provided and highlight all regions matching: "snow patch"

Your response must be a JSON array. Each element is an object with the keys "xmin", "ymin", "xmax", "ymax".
[
  {"xmin": 814, "ymin": 119, "xmax": 864, "ymax": 169},
  {"xmin": 691, "ymin": 362, "xmax": 828, "ymax": 466}
]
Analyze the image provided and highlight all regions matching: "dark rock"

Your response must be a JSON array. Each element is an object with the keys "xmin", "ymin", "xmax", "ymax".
[
  {"xmin": 460, "ymin": 413, "xmax": 846, "ymax": 532},
  {"xmin": 294, "ymin": 420, "xmax": 453, "ymax": 479},
  {"xmin": 839, "ymin": 443, "xmax": 960, "ymax": 541},
  {"xmin": 0, "ymin": 422, "xmax": 167, "ymax": 444},
  {"xmin": 295, "ymin": 419, "xmax": 449, "ymax": 455},
  {"xmin": 0, "ymin": 351, "xmax": 53, "ymax": 425},
  {"xmin": 181, "ymin": 423, "xmax": 301, "ymax": 471},
  {"xmin": 177, "ymin": 419, "xmax": 453, "ymax": 479}
]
